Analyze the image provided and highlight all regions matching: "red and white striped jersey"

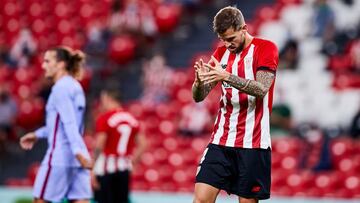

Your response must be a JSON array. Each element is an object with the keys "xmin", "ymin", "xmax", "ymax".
[
  {"xmin": 94, "ymin": 108, "xmax": 140, "ymax": 175},
  {"xmin": 210, "ymin": 38, "xmax": 278, "ymax": 149}
]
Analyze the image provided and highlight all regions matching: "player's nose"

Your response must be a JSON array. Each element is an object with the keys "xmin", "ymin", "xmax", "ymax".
[{"xmin": 224, "ymin": 41, "xmax": 231, "ymax": 48}]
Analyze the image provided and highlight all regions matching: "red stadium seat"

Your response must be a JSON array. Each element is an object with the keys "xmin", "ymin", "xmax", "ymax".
[
  {"xmin": 155, "ymin": 4, "xmax": 181, "ymax": 33},
  {"xmin": 158, "ymin": 120, "xmax": 175, "ymax": 136},
  {"xmin": 5, "ymin": 178, "xmax": 32, "ymax": 187},
  {"xmin": 280, "ymin": 155, "xmax": 298, "ymax": 170},
  {"xmin": 130, "ymin": 180, "xmax": 149, "ymax": 191},
  {"xmin": 27, "ymin": 162, "xmax": 40, "ymax": 184},
  {"xmin": 168, "ymin": 152, "xmax": 184, "ymax": 167},
  {"xmin": 141, "ymin": 152, "xmax": 155, "ymax": 166},
  {"xmin": 255, "ymin": 6, "xmax": 278, "ymax": 22},
  {"xmin": 109, "ymin": 35, "xmax": 136, "ymax": 65}
]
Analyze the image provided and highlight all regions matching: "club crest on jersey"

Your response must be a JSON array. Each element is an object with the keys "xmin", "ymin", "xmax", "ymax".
[
  {"xmin": 220, "ymin": 64, "xmax": 231, "ymax": 88},
  {"xmin": 222, "ymin": 81, "xmax": 232, "ymax": 88}
]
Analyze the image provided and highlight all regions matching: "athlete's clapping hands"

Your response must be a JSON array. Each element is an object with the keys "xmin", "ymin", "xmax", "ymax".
[{"xmin": 194, "ymin": 56, "xmax": 230, "ymax": 85}]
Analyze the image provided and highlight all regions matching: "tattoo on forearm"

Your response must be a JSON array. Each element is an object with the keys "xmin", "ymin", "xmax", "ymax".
[
  {"xmin": 192, "ymin": 82, "xmax": 214, "ymax": 102},
  {"xmin": 226, "ymin": 71, "xmax": 275, "ymax": 98}
]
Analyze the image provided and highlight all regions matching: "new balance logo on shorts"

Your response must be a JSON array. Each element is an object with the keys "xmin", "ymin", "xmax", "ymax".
[{"xmin": 251, "ymin": 186, "xmax": 261, "ymax": 193}]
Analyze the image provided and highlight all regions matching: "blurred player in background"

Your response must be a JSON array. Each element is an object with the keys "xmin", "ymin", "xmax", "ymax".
[
  {"xmin": 92, "ymin": 87, "xmax": 147, "ymax": 203},
  {"xmin": 192, "ymin": 6, "xmax": 278, "ymax": 203},
  {"xmin": 19, "ymin": 47, "xmax": 93, "ymax": 203}
]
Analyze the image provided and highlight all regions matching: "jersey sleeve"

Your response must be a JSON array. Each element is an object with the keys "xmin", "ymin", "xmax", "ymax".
[
  {"xmin": 211, "ymin": 46, "xmax": 227, "ymax": 64},
  {"xmin": 34, "ymin": 126, "xmax": 48, "ymax": 139},
  {"xmin": 53, "ymin": 86, "xmax": 90, "ymax": 158},
  {"xmin": 256, "ymin": 41, "xmax": 279, "ymax": 72}
]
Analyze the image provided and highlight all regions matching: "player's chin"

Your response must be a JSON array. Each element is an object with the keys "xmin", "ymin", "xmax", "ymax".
[{"xmin": 228, "ymin": 47, "xmax": 237, "ymax": 53}]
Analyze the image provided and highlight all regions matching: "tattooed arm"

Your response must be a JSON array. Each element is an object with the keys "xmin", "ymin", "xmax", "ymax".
[
  {"xmin": 224, "ymin": 70, "xmax": 275, "ymax": 98},
  {"xmin": 192, "ymin": 58, "xmax": 217, "ymax": 102},
  {"xmin": 201, "ymin": 56, "xmax": 275, "ymax": 99},
  {"xmin": 192, "ymin": 81, "xmax": 217, "ymax": 102}
]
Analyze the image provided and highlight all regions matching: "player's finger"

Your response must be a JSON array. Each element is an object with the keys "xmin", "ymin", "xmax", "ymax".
[
  {"xmin": 194, "ymin": 62, "xmax": 199, "ymax": 69},
  {"xmin": 211, "ymin": 56, "xmax": 220, "ymax": 66},
  {"xmin": 203, "ymin": 77, "xmax": 216, "ymax": 84},
  {"xmin": 199, "ymin": 72, "xmax": 214, "ymax": 77},
  {"xmin": 199, "ymin": 58, "xmax": 204, "ymax": 67},
  {"xmin": 198, "ymin": 72, "xmax": 214, "ymax": 81},
  {"xmin": 204, "ymin": 63, "xmax": 215, "ymax": 70}
]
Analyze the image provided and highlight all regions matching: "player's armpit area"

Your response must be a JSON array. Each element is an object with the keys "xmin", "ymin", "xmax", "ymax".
[
  {"xmin": 257, "ymin": 66, "xmax": 276, "ymax": 74},
  {"xmin": 226, "ymin": 70, "xmax": 275, "ymax": 98}
]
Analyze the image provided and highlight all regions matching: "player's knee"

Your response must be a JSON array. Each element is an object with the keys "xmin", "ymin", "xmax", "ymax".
[
  {"xmin": 238, "ymin": 197, "xmax": 258, "ymax": 203},
  {"xmin": 193, "ymin": 194, "xmax": 213, "ymax": 203}
]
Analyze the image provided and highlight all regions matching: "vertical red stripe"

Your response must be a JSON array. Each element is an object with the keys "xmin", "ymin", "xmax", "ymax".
[
  {"xmin": 40, "ymin": 114, "xmax": 60, "ymax": 199},
  {"xmin": 210, "ymin": 101, "xmax": 224, "ymax": 143},
  {"xmin": 268, "ymin": 81, "xmax": 275, "ymax": 113},
  {"xmin": 219, "ymin": 89, "xmax": 233, "ymax": 145},
  {"xmin": 218, "ymin": 53, "xmax": 236, "ymax": 145},
  {"xmin": 234, "ymin": 93, "xmax": 248, "ymax": 147},
  {"xmin": 235, "ymin": 49, "xmax": 251, "ymax": 147}
]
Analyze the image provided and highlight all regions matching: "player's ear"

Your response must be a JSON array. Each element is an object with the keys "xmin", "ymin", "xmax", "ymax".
[
  {"xmin": 242, "ymin": 24, "xmax": 248, "ymax": 31},
  {"xmin": 57, "ymin": 61, "xmax": 66, "ymax": 70}
]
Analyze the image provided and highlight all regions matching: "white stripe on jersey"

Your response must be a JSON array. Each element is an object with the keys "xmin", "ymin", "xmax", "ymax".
[
  {"xmin": 225, "ymin": 54, "xmax": 241, "ymax": 147},
  {"xmin": 106, "ymin": 155, "xmax": 117, "ymax": 174},
  {"xmin": 261, "ymin": 93, "xmax": 271, "ymax": 148},
  {"xmin": 212, "ymin": 50, "xmax": 230, "ymax": 145},
  {"xmin": 243, "ymin": 45, "xmax": 256, "ymax": 148},
  {"xmin": 94, "ymin": 154, "xmax": 105, "ymax": 176},
  {"xmin": 94, "ymin": 154, "xmax": 132, "ymax": 176}
]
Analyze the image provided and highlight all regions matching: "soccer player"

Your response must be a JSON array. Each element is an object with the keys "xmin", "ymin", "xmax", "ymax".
[
  {"xmin": 92, "ymin": 87, "xmax": 146, "ymax": 203},
  {"xmin": 192, "ymin": 6, "xmax": 278, "ymax": 203},
  {"xmin": 20, "ymin": 47, "xmax": 93, "ymax": 203}
]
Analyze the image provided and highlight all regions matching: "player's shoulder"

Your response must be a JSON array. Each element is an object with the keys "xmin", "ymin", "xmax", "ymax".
[
  {"xmin": 105, "ymin": 109, "xmax": 139, "ymax": 127},
  {"xmin": 253, "ymin": 38, "xmax": 278, "ymax": 51},
  {"xmin": 111, "ymin": 109, "xmax": 138, "ymax": 121},
  {"xmin": 212, "ymin": 45, "xmax": 228, "ymax": 60},
  {"xmin": 54, "ymin": 76, "xmax": 75, "ymax": 88},
  {"xmin": 120, "ymin": 110, "xmax": 139, "ymax": 126},
  {"xmin": 54, "ymin": 76, "xmax": 82, "ymax": 93},
  {"xmin": 120, "ymin": 110, "xmax": 138, "ymax": 122},
  {"xmin": 214, "ymin": 45, "xmax": 227, "ymax": 52},
  {"xmin": 215, "ymin": 45, "xmax": 227, "ymax": 52}
]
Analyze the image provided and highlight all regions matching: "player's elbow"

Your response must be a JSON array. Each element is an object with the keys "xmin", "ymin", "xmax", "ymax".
[{"xmin": 256, "ymin": 88, "xmax": 269, "ymax": 99}]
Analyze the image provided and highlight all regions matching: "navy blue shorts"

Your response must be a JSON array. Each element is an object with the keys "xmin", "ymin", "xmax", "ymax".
[
  {"xmin": 94, "ymin": 171, "xmax": 130, "ymax": 203},
  {"xmin": 196, "ymin": 144, "xmax": 271, "ymax": 200}
]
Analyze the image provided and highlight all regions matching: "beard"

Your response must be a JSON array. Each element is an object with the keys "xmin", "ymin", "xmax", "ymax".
[{"xmin": 234, "ymin": 34, "xmax": 246, "ymax": 53}]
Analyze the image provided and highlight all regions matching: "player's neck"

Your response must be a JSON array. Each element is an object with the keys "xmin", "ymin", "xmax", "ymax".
[
  {"xmin": 107, "ymin": 102, "xmax": 121, "ymax": 111},
  {"xmin": 244, "ymin": 33, "xmax": 254, "ymax": 50},
  {"xmin": 54, "ymin": 70, "xmax": 69, "ymax": 83}
]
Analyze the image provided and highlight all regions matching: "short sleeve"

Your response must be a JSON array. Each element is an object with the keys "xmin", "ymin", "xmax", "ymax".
[
  {"xmin": 95, "ymin": 114, "xmax": 109, "ymax": 133},
  {"xmin": 256, "ymin": 41, "xmax": 279, "ymax": 72},
  {"xmin": 211, "ymin": 46, "xmax": 227, "ymax": 64}
]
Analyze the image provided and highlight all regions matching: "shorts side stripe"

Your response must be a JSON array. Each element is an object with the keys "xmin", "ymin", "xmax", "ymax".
[{"xmin": 40, "ymin": 114, "xmax": 60, "ymax": 199}]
